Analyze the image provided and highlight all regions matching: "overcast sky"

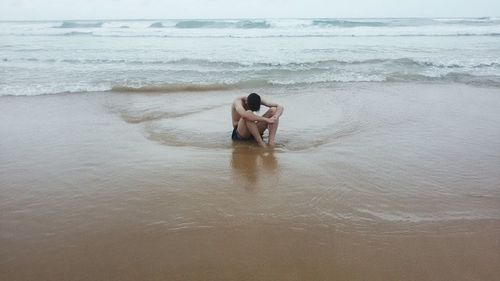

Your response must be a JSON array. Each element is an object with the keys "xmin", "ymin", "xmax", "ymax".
[{"xmin": 1, "ymin": 0, "xmax": 499, "ymax": 20}]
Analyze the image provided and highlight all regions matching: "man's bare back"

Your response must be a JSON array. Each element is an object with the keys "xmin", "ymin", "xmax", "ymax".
[{"xmin": 231, "ymin": 93, "xmax": 283, "ymax": 147}]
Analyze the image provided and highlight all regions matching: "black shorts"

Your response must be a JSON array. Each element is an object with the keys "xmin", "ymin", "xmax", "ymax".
[{"xmin": 231, "ymin": 127, "xmax": 253, "ymax": 141}]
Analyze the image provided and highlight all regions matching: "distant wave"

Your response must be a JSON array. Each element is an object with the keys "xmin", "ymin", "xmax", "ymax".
[
  {"xmin": 10, "ymin": 57, "xmax": 500, "ymax": 70},
  {"xmin": 175, "ymin": 20, "xmax": 270, "ymax": 29},
  {"xmin": 133, "ymin": 57, "xmax": 499, "ymax": 70},
  {"xmin": 255, "ymin": 57, "xmax": 468, "ymax": 69},
  {"xmin": 311, "ymin": 18, "xmax": 500, "ymax": 27},
  {"xmin": 260, "ymin": 73, "xmax": 500, "ymax": 88},
  {"xmin": 56, "ymin": 21, "xmax": 103, "ymax": 28},
  {"xmin": 63, "ymin": 31, "xmax": 93, "ymax": 36},
  {"xmin": 101, "ymin": 32, "xmax": 500, "ymax": 38},
  {"xmin": 7, "ymin": 17, "xmax": 500, "ymax": 33},
  {"xmin": 161, "ymin": 57, "xmax": 500, "ymax": 70},
  {"xmin": 7, "ymin": 32, "xmax": 499, "ymax": 39},
  {"xmin": 149, "ymin": 22, "xmax": 165, "ymax": 28},
  {"xmin": 237, "ymin": 20, "xmax": 271, "ymax": 28},
  {"xmin": 433, "ymin": 17, "xmax": 500, "ymax": 24},
  {"xmin": 476, "ymin": 62, "xmax": 500, "ymax": 68},
  {"xmin": 8, "ymin": 57, "xmax": 247, "ymax": 66},
  {"xmin": 97, "ymin": 32, "xmax": 500, "ymax": 38},
  {"xmin": 386, "ymin": 73, "xmax": 500, "ymax": 87},
  {"xmin": 175, "ymin": 20, "xmax": 224, "ymax": 28},
  {"xmin": 312, "ymin": 19, "xmax": 387, "ymax": 27}
]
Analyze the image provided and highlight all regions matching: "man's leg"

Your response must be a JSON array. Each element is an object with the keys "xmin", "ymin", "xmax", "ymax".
[
  {"xmin": 256, "ymin": 107, "xmax": 276, "ymax": 133},
  {"xmin": 267, "ymin": 118, "xmax": 279, "ymax": 146},
  {"xmin": 256, "ymin": 107, "xmax": 279, "ymax": 146},
  {"xmin": 237, "ymin": 108, "xmax": 278, "ymax": 147},
  {"xmin": 245, "ymin": 119, "xmax": 266, "ymax": 147},
  {"xmin": 236, "ymin": 115, "xmax": 266, "ymax": 147}
]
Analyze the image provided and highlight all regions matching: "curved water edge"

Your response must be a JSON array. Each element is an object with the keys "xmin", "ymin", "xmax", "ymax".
[
  {"xmin": 106, "ymin": 87, "xmax": 500, "ymax": 225},
  {"xmin": 111, "ymin": 84, "xmax": 366, "ymax": 152},
  {"xmin": 106, "ymin": 81, "xmax": 500, "ymax": 180}
]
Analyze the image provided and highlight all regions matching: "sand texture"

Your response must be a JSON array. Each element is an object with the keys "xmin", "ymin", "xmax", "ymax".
[{"xmin": 1, "ymin": 83, "xmax": 500, "ymax": 281}]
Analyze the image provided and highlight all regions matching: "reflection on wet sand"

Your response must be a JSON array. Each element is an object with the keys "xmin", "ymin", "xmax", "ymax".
[{"xmin": 230, "ymin": 144, "xmax": 279, "ymax": 191}]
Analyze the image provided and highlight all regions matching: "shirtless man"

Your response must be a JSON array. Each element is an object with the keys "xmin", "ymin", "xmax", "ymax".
[{"xmin": 231, "ymin": 93, "xmax": 284, "ymax": 147}]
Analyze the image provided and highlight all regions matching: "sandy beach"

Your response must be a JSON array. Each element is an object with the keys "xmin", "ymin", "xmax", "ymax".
[{"xmin": 1, "ymin": 82, "xmax": 499, "ymax": 280}]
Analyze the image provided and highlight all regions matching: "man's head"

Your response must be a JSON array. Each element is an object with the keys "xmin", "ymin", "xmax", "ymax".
[{"xmin": 247, "ymin": 93, "xmax": 261, "ymax": 112}]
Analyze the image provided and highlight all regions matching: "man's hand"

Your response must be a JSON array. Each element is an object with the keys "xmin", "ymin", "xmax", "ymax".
[{"xmin": 265, "ymin": 117, "xmax": 276, "ymax": 124}]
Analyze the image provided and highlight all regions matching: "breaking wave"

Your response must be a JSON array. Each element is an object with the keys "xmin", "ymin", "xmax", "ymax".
[
  {"xmin": 149, "ymin": 22, "xmax": 165, "ymax": 28},
  {"xmin": 175, "ymin": 20, "xmax": 271, "ymax": 29},
  {"xmin": 311, "ymin": 17, "xmax": 500, "ymax": 27},
  {"xmin": 8, "ymin": 33, "xmax": 499, "ymax": 38},
  {"xmin": 3, "ymin": 72, "xmax": 499, "ymax": 97},
  {"xmin": 111, "ymin": 80, "xmax": 273, "ymax": 93},
  {"xmin": 312, "ymin": 20, "xmax": 387, "ymax": 27},
  {"xmin": 63, "ymin": 31, "xmax": 93, "ymax": 36},
  {"xmin": 433, "ymin": 17, "xmax": 500, "ymax": 25},
  {"xmin": 10, "ymin": 56, "xmax": 499, "ymax": 70},
  {"xmin": 56, "ymin": 21, "xmax": 103, "ymax": 28},
  {"xmin": 386, "ymin": 73, "xmax": 500, "ymax": 87},
  {"xmin": 109, "ymin": 73, "xmax": 500, "ymax": 95}
]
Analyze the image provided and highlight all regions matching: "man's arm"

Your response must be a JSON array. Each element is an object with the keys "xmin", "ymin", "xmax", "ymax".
[
  {"xmin": 234, "ymin": 98, "xmax": 275, "ymax": 123},
  {"xmin": 261, "ymin": 97, "xmax": 284, "ymax": 118}
]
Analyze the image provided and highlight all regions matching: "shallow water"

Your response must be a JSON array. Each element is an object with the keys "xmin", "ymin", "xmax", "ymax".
[{"xmin": 1, "ymin": 82, "xmax": 499, "ymax": 280}]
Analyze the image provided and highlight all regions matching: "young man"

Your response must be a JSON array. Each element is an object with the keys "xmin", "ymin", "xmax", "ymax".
[{"xmin": 231, "ymin": 93, "xmax": 284, "ymax": 147}]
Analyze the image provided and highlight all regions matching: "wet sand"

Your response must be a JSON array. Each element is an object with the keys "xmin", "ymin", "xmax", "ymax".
[{"xmin": 1, "ymin": 83, "xmax": 500, "ymax": 280}]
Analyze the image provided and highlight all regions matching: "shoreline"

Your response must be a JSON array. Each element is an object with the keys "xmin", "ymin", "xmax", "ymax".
[{"xmin": 2, "ymin": 80, "xmax": 500, "ymax": 98}]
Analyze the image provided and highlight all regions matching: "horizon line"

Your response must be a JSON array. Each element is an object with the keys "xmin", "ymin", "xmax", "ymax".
[{"xmin": 0, "ymin": 16, "xmax": 498, "ymax": 22}]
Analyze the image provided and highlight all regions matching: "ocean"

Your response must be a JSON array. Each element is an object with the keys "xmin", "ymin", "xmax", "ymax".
[{"xmin": 1, "ymin": 17, "xmax": 500, "ymax": 96}]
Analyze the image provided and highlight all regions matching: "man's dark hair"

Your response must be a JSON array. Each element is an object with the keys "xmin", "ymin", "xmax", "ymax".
[{"xmin": 247, "ymin": 93, "xmax": 261, "ymax": 112}]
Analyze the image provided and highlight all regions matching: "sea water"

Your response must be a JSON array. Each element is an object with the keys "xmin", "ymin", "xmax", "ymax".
[{"xmin": 0, "ymin": 17, "xmax": 499, "ymax": 96}]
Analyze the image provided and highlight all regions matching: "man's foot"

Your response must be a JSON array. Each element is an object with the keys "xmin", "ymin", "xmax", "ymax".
[{"xmin": 257, "ymin": 141, "xmax": 267, "ymax": 147}]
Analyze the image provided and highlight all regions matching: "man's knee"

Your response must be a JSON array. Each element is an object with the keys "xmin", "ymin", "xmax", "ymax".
[
  {"xmin": 245, "ymin": 118, "xmax": 257, "ymax": 127},
  {"xmin": 263, "ymin": 107, "xmax": 276, "ymax": 117}
]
